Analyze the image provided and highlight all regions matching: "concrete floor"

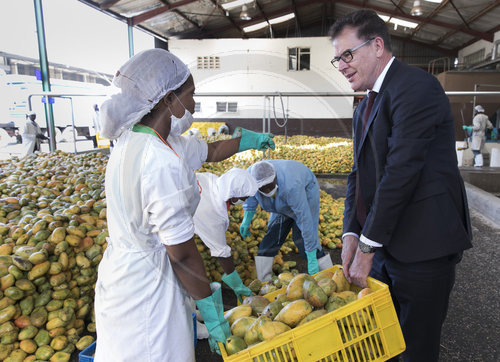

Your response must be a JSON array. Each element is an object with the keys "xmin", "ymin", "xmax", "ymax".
[{"xmin": 195, "ymin": 209, "xmax": 500, "ymax": 361}]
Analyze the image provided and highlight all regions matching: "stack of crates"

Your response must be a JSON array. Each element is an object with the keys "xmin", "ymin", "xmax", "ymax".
[{"xmin": 219, "ymin": 265, "xmax": 405, "ymax": 361}]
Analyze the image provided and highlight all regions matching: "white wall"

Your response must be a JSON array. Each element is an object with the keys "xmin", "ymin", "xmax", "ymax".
[
  {"xmin": 458, "ymin": 30, "xmax": 500, "ymax": 64},
  {"xmin": 169, "ymin": 37, "xmax": 354, "ymax": 120}
]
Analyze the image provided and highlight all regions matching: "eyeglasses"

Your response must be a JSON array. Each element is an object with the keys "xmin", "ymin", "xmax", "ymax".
[{"xmin": 331, "ymin": 38, "xmax": 374, "ymax": 68}]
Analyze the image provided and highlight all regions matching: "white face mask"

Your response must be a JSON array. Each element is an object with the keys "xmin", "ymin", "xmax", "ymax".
[
  {"xmin": 169, "ymin": 93, "xmax": 194, "ymax": 137},
  {"xmin": 170, "ymin": 108, "xmax": 194, "ymax": 137},
  {"xmin": 259, "ymin": 184, "xmax": 278, "ymax": 198},
  {"xmin": 231, "ymin": 199, "xmax": 244, "ymax": 205}
]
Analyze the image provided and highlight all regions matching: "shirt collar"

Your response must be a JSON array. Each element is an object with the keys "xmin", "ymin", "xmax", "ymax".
[{"xmin": 370, "ymin": 56, "xmax": 395, "ymax": 93}]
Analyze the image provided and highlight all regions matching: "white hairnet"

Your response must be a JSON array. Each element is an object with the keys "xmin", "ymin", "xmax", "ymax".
[
  {"xmin": 217, "ymin": 168, "xmax": 258, "ymax": 202},
  {"xmin": 99, "ymin": 49, "xmax": 190, "ymax": 139},
  {"xmin": 27, "ymin": 111, "xmax": 36, "ymax": 117},
  {"xmin": 207, "ymin": 128, "xmax": 217, "ymax": 136},
  {"xmin": 475, "ymin": 105, "xmax": 485, "ymax": 113},
  {"xmin": 250, "ymin": 161, "xmax": 276, "ymax": 188}
]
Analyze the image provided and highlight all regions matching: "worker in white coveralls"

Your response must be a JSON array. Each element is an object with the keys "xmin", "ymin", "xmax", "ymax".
[
  {"xmin": 194, "ymin": 167, "xmax": 257, "ymax": 303},
  {"xmin": 22, "ymin": 111, "xmax": 48, "ymax": 155},
  {"xmin": 240, "ymin": 160, "xmax": 333, "ymax": 282},
  {"xmin": 463, "ymin": 105, "xmax": 493, "ymax": 166},
  {"xmin": 94, "ymin": 49, "xmax": 275, "ymax": 361}
]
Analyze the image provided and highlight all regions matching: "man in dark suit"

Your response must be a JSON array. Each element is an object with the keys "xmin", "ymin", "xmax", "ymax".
[{"xmin": 329, "ymin": 10, "xmax": 472, "ymax": 362}]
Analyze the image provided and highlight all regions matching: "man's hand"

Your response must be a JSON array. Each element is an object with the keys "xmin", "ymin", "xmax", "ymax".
[
  {"xmin": 347, "ymin": 248, "xmax": 375, "ymax": 288},
  {"xmin": 341, "ymin": 234, "xmax": 358, "ymax": 280}
]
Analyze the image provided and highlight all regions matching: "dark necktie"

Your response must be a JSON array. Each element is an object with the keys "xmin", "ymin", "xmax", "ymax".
[{"xmin": 356, "ymin": 91, "xmax": 378, "ymax": 227}]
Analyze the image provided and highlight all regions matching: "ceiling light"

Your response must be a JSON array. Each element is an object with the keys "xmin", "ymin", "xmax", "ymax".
[
  {"xmin": 243, "ymin": 21, "xmax": 268, "ymax": 33},
  {"xmin": 240, "ymin": 5, "xmax": 251, "ymax": 20},
  {"xmin": 221, "ymin": 0, "xmax": 253, "ymax": 11},
  {"xmin": 379, "ymin": 14, "xmax": 418, "ymax": 29},
  {"xmin": 269, "ymin": 13, "xmax": 295, "ymax": 25},
  {"xmin": 425, "ymin": 0, "xmax": 442, "ymax": 3},
  {"xmin": 411, "ymin": 0, "xmax": 423, "ymax": 16}
]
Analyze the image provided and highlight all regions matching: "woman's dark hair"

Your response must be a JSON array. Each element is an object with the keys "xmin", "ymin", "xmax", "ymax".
[{"xmin": 328, "ymin": 9, "xmax": 392, "ymax": 52}]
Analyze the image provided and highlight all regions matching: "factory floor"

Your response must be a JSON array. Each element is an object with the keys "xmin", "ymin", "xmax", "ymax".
[{"xmin": 195, "ymin": 208, "xmax": 500, "ymax": 362}]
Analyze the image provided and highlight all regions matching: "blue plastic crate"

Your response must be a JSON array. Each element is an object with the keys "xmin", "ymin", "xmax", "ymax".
[
  {"xmin": 79, "ymin": 313, "xmax": 197, "ymax": 361},
  {"xmin": 79, "ymin": 341, "xmax": 96, "ymax": 362}
]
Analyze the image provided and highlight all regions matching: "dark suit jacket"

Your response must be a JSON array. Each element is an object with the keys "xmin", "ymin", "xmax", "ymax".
[{"xmin": 343, "ymin": 59, "xmax": 472, "ymax": 263}]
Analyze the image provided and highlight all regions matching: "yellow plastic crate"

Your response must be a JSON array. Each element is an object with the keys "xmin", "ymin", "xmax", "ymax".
[{"xmin": 219, "ymin": 265, "xmax": 405, "ymax": 361}]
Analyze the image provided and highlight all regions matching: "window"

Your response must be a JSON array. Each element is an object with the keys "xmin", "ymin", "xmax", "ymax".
[
  {"xmin": 216, "ymin": 102, "xmax": 238, "ymax": 112},
  {"xmin": 194, "ymin": 102, "xmax": 201, "ymax": 112},
  {"xmin": 288, "ymin": 48, "xmax": 310, "ymax": 71},
  {"xmin": 197, "ymin": 56, "xmax": 220, "ymax": 69},
  {"xmin": 463, "ymin": 49, "xmax": 485, "ymax": 66}
]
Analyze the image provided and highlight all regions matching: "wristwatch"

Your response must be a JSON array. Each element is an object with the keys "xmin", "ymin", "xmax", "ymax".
[{"xmin": 358, "ymin": 239, "xmax": 377, "ymax": 254}]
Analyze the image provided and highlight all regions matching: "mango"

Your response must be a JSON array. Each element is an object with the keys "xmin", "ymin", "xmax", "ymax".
[
  {"xmin": 325, "ymin": 295, "xmax": 348, "ymax": 312},
  {"xmin": 242, "ymin": 296, "xmax": 270, "ymax": 317},
  {"xmin": 318, "ymin": 278, "xmax": 337, "ymax": 296},
  {"xmin": 18, "ymin": 325, "xmax": 38, "ymax": 340},
  {"xmin": 314, "ymin": 270, "xmax": 334, "ymax": 281},
  {"xmin": 5, "ymin": 349, "xmax": 27, "ymax": 362},
  {"xmin": 244, "ymin": 315, "xmax": 270, "ymax": 346},
  {"xmin": 286, "ymin": 274, "xmax": 312, "ymax": 301},
  {"xmin": 75, "ymin": 335, "xmax": 94, "ymax": 351},
  {"xmin": 50, "ymin": 335, "xmax": 68, "ymax": 351},
  {"xmin": 332, "ymin": 269, "xmax": 350, "ymax": 292},
  {"xmin": 19, "ymin": 339, "xmax": 37, "ymax": 354},
  {"xmin": 303, "ymin": 279, "xmax": 328, "ymax": 308},
  {"xmin": 49, "ymin": 351, "xmax": 71, "ymax": 362},
  {"xmin": 261, "ymin": 300, "xmax": 284, "ymax": 320},
  {"xmin": 35, "ymin": 345, "xmax": 55, "ymax": 360},
  {"xmin": 247, "ymin": 279, "xmax": 262, "ymax": 294},
  {"xmin": 277, "ymin": 272, "xmax": 294, "ymax": 286},
  {"xmin": 297, "ymin": 309, "xmax": 328, "ymax": 327},
  {"xmin": 275, "ymin": 299, "xmax": 312, "ymax": 327},
  {"xmin": 223, "ymin": 304, "xmax": 252, "ymax": 326},
  {"xmin": 336, "ymin": 291, "xmax": 357, "ymax": 303},
  {"xmin": 358, "ymin": 288, "xmax": 373, "ymax": 299},
  {"xmin": 225, "ymin": 335, "xmax": 247, "ymax": 356},
  {"xmin": 257, "ymin": 320, "xmax": 291, "ymax": 341},
  {"xmin": 34, "ymin": 329, "xmax": 51, "ymax": 347},
  {"xmin": 230, "ymin": 316, "xmax": 256, "ymax": 338}
]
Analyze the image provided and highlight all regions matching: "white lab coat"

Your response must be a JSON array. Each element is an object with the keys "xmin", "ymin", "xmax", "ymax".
[
  {"xmin": 90, "ymin": 110, "xmax": 99, "ymax": 137},
  {"xmin": 193, "ymin": 173, "xmax": 232, "ymax": 258},
  {"xmin": 94, "ymin": 130, "xmax": 206, "ymax": 362},
  {"xmin": 471, "ymin": 113, "xmax": 493, "ymax": 151},
  {"xmin": 22, "ymin": 119, "xmax": 42, "ymax": 155}
]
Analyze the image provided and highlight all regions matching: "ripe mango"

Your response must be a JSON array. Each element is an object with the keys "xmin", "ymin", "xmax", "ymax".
[
  {"xmin": 242, "ymin": 296, "xmax": 270, "ymax": 317},
  {"xmin": 286, "ymin": 274, "xmax": 312, "ymax": 301},
  {"xmin": 261, "ymin": 300, "xmax": 284, "ymax": 320},
  {"xmin": 230, "ymin": 316, "xmax": 256, "ymax": 338},
  {"xmin": 297, "ymin": 309, "xmax": 328, "ymax": 327},
  {"xmin": 224, "ymin": 304, "xmax": 252, "ymax": 326},
  {"xmin": 244, "ymin": 315, "xmax": 270, "ymax": 346},
  {"xmin": 317, "ymin": 278, "xmax": 337, "ymax": 297},
  {"xmin": 277, "ymin": 272, "xmax": 294, "ymax": 286},
  {"xmin": 332, "ymin": 269, "xmax": 350, "ymax": 292},
  {"xmin": 314, "ymin": 270, "xmax": 334, "ymax": 282},
  {"xmin": 225, "ymin": 335, "xmax": 247, "ymax": 356},
  {"xmin": 275, "ymin": 299, "xmax": 312, "ymax": 327},
  {"xmin": 303, "ymin": 279, "xmax": 328, "ymax": 308},
  {"xmin": 325, "ymin": 295, "xmax": 348, "ymax": 312},
  {"xmin": 358, "ymin": 288, "xmax": 373, "ymax": 299},
  {"xmin": 257, "ymin": 319, "xmax": 291, "ymax": 341}
]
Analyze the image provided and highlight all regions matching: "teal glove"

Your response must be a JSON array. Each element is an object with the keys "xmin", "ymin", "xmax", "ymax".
[
  {"xmin": 233, "ymin": 127, "xmax": 275, "ymax": 152},
  {"xmin": 195, "ymin": 283, "xmax": 231, "ymax": 354},
  {"xmin": 462, "ymin": 125, "xmax": 473, "ymax": 131},
  {"xmin": 222, "ymin": 270, "xmax": 254, "ymax": 304},
  {"xmin": 306, "ymin": 250, "xmax": 319, "ymax": 275},
  {"xmin": 240, "ymin": 210, "xmax": 256, "ymax": 239}
]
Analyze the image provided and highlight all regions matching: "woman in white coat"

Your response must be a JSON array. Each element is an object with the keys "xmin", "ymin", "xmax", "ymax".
[
  {"xmin": 194, "ymin": 168, "xmax": 257, "ymax": 303},
  {"xmin": 464, "ymin": 105, "xmax": 493, "ymax": 166},
  {"xmin": 94, "ymin": 49, "xmax": 275, "ymax": 362}
]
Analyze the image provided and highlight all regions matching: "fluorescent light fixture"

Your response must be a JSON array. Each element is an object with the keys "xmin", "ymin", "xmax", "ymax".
[
  {"xmin": 379, "ymin": 14, "xmax": 418, "ymax": 29},
  {"xmin": 425, "ymin": 0, "xmax": 442, "ymax": 3},
  {"xmin": 243, "ymin": 12, "xmax": 295, "ymax": 32},
  {"xmin": 269, "ymin": 13, "xmax": 295, "ymax": 25},
  {"xmin": 243, "ymin": 21, "xmax": 268, "ymax": 33},
  {"xmin": 221, "ymin": 0, "xmax": 254, "ymax": 11}
]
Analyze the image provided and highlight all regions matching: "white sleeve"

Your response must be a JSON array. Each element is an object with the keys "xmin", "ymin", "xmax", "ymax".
[
  {"xmin": 142, "ymin": 150, "xmax": 198, "ymax": 246},
  {"xmin": 173, "ymin": 135, "xmax": 208, "ymax": 171}
]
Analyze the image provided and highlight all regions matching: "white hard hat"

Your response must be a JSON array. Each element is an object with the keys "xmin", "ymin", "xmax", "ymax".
[{"xmin": 474, "ymin": 105, "xmax": 485, "ymax": 113}]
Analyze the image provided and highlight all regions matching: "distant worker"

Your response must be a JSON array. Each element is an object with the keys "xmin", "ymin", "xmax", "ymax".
[
  {"xmin": 22, "ymin": 111, "xmax": 48, "ymax": 155},
  {"xmin": 188, "ymin": 128, "xmax": 201, "ymax": 138},
  {"xmin": 463, "ymin": 105, "xmax": 493, "ymax": 166},
  {"xmin": 207, "ymin": 127, "xmax": 217, "ymax": 137},
  {"xmin": 90, "ymin": 104, "xmax": 100, "ymax": 148},
  {"xmin": 240, "ymin": 160, "xmax": 333, "ymax": 282},
  {"xmin": 218, "ymin": 124, "xmax": 229, "ymax": 135},
  {"xmin": 194, "ymin": 168, "xmax": 257, "ymax": 303}
]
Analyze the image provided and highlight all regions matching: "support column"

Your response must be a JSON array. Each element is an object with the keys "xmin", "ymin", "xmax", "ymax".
[
  {"xmin": 128, "ymin": 19, "xmax": 134, "ymax": 58},
  {"xmin": 33, "ymin": 0, "xmax": 56, "ymax": 151}
]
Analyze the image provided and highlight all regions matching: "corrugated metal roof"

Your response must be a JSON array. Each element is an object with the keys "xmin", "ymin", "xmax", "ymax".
[{"xmin": 78, "ymin": 0, "xmax": 500, "ymax": 56}]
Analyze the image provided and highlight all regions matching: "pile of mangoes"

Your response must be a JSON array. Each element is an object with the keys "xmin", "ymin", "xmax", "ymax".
[
  {"xmin": 197, "ymin": 135, "xmax": 354, "ymax": 175},
  {"xmin": 186, "ymin": 122, "xmax": 226, "ymax": 137},
  {"xmin": 222, "ymin": 269, "xmax": 373, "ymax": 356},
  {"xmin": 0, "ymin": 151, "xmax": 104, "ymax": 360}
]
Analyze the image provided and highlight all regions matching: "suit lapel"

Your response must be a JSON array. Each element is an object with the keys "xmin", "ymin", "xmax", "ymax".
[{"xmin": 355, "ymin": 59, "xmax": 401, "ymax": 161}]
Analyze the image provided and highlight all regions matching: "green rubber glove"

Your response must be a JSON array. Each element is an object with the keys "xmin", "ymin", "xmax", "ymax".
[
  {"xmin": 240, "ymin": 210, "xmax": 256, "ymax": 239},
  {"xmin": 233, "ymin": 127, "xmax": 275, "ymax": 152},
  {"xmin": 194, "ymin": 282, "xmax": 231, "ymax": 354},
  {"xmin": 306, "ymin": 250, "xmax": 319, "ymax": 275},
  {"xmin": 462, "ymin": 125, "xmax": 473, "ymax": 131},
  {"xmin": 222, "ymin": 270, "xmax": 254, "ymax": 304}
]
